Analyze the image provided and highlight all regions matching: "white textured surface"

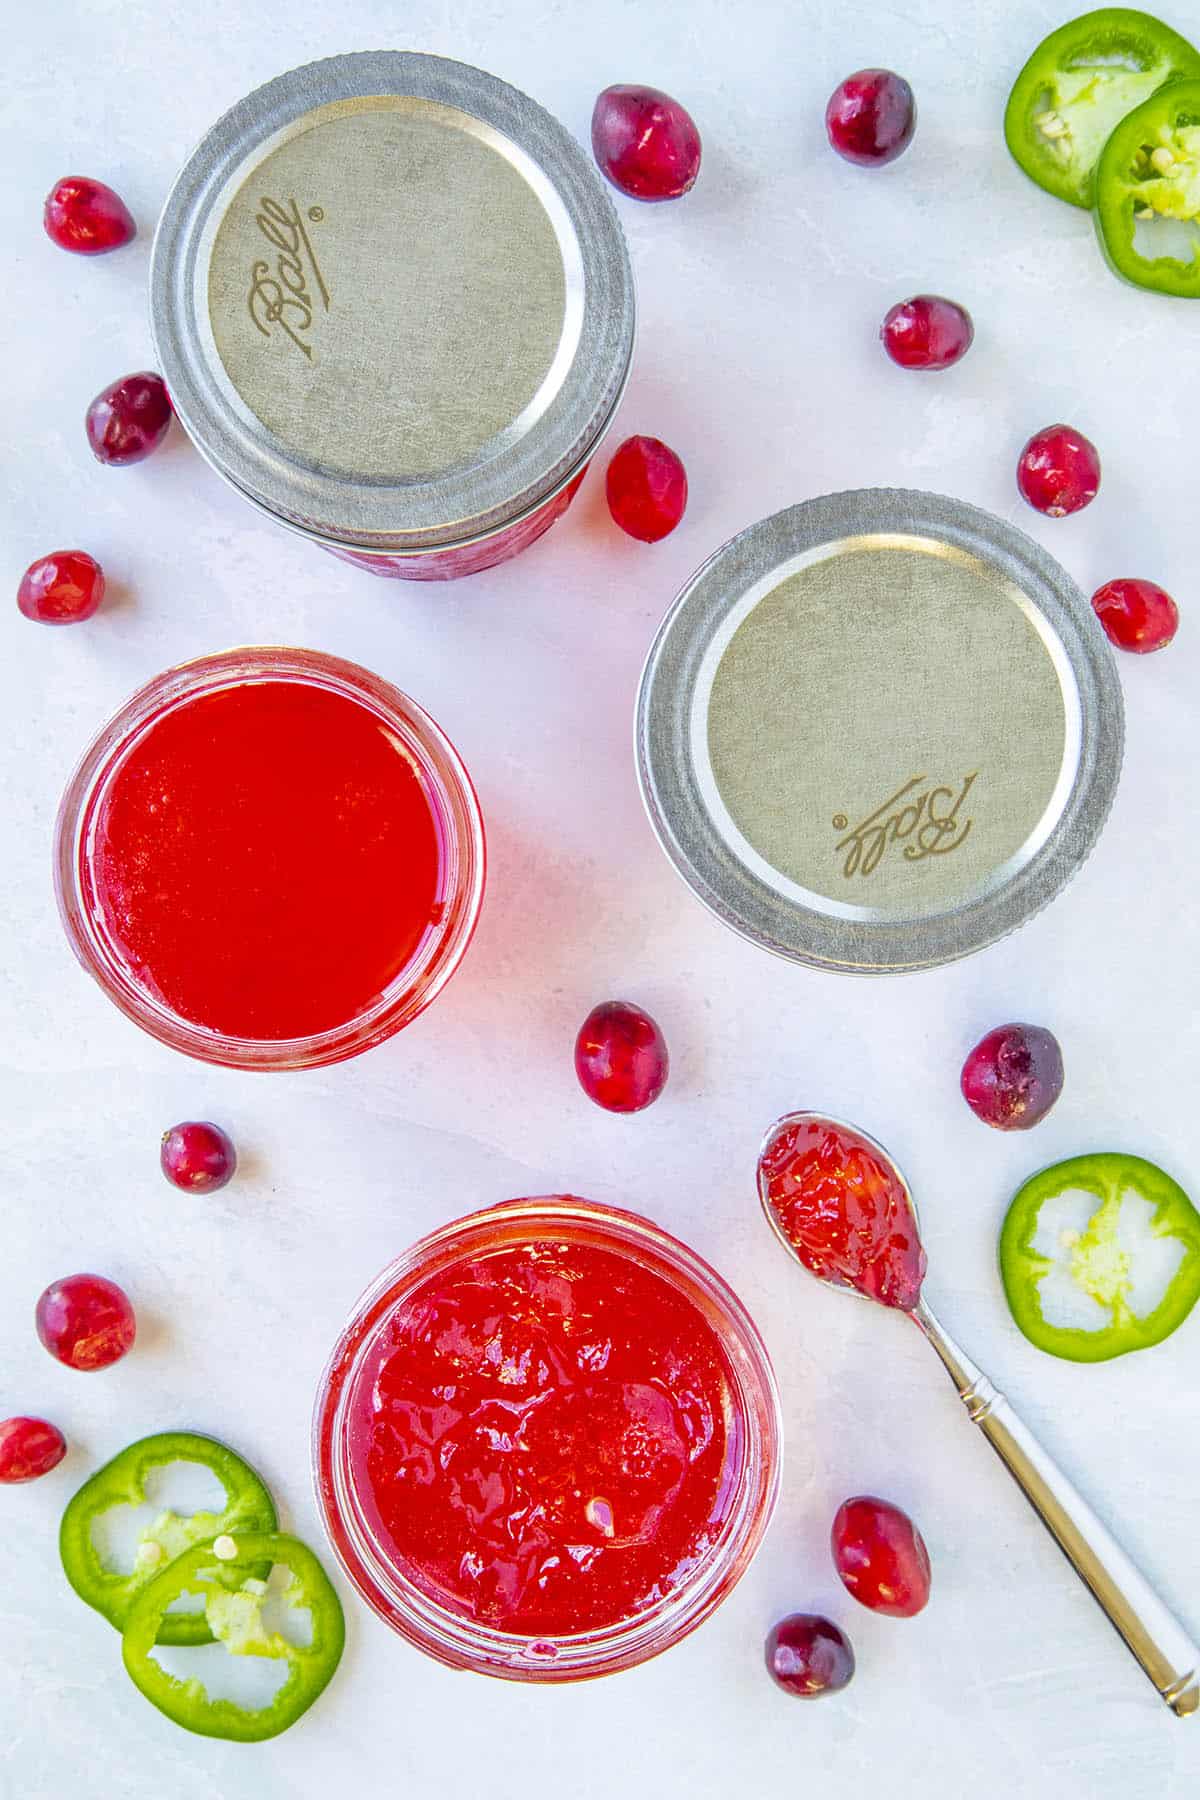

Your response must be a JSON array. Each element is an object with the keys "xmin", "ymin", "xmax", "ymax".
[{"xmin": 3, "ymin": 2, "xmax": 1199, "ymax": 1795}]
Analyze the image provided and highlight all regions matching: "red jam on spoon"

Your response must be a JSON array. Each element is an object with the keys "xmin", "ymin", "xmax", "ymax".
[{"xmin": 758, "ymin": 1116, "xmax": 926, "ymax": 1311}]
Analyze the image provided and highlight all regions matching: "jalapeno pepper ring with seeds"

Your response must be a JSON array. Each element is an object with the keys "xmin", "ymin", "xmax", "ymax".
[
  {"xmin": 121, "ymin": 1531, "xmax": 345, "ymax": 1741},
  {"xmin": 999, "ymin": 1152, "xmax": 1200, "ymax": 1361},
  {"xmin": 1095, "ymin": 78, "xmax": 1200, "ymax": 292},
  {"xmin": 1005, "ymin": 9, "xmax": 1200, "ymax": 209},
  {"xmin": 59, "ymin": 1432, "xmax": 277, "ymax": 1646}
]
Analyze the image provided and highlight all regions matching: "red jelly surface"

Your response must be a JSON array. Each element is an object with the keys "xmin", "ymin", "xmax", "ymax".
[
  {"xmin": 347, "ymin": 1241, "xmax": 739, "ymax": 1637},
  {"xmin": 90, "ymin": 680, "xmax": 441, "ymax": 1040},
  {"xmin": 759, "ymin": 1118, "xmax": 925, "ymax": 1310}
]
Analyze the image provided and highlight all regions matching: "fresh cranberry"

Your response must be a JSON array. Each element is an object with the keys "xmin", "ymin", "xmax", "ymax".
[
  {"xmin": 85, "ymin": 372, "xmax": 172, "ymax": 466},
  {"xmin": 606, "ymin": 436, "xmax": 687, "ymax": 542},
  {"xmin": 1091, "ymin": 578, "xmax": 1179, "ymax": 654},
  {"xmin": 1016, "ymin": 424, "xmax": 1100, "ymax": 517},
  {"xmin": 881, "ymin": 295, "xmax": 973, "ymax": 370},
  {"xmin": 832, "ymin": 1495, "xmax": 932, "ymax": 1617},
  {"xmin": 575, "ymin": 1000, "xmax": 669, "ymax": 1113},
  {"xmin": 825, "ymin": 70, "xmax": 916, "ymax": 167},
  {"xmin": 17, "ymin": 550, "xmax": 105, "ymax": 625},
  {"xmin": 0, "ymin": 1416, "xmax": 68, "ymax": 1483},
  {"xmin": 591, "ymin": 84, "xmax": 702, "ymax": 200},
  {"xmin": 44, "ymin": 176, "xmax": 135, "ymax": 255},
  {"xmin": 960, "ymin": 1023, "xmax": 1064, "ymax": 1131},
  {"xmin": 161, "ymin": 1120, "xmax": 238, "ymax": 1193},
  {"xmin": 0, "ymin": 1417, "xmax": 67, "ymax": 1483},
  {"xmin": 765, "ymin": 1614, "xmax": 855, "ymax": 1697},
  {"xmin": 35, "ymin": 1274, "xmax": 136, "ymax": 1371}
]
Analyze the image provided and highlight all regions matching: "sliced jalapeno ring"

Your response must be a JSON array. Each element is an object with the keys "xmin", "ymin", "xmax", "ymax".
[
  {"xmin": 121, "ymin": 1531, "xmax": 345, "ymax": 1742},
  {"xmin": 999, "ymin": 1152, "xmax": 1200, "ymax": 1361},
  {"xmin": 1095, "ymin": 77, "xmax": 1200, "ymax": 292},
  {"xmin": 59, "ymin": 1432, "xmax": 277, "ymax": 1646},
  {"xmin": 1005, "ymin": 9, "xmax": 1200, "ymax": 209}
]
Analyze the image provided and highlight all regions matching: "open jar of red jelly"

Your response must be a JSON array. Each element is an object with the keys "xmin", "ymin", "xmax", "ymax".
[
  {"xmin": 314, "ymin": 1197, "xmax": 782, "ymax": 1680},
  {"xmin": 151, "ymin": 52, "xmax": 635, "ymax": 580},
  {"xmin": 54, "ymin": 647, "xmax": 484, "ymax": 1069}
]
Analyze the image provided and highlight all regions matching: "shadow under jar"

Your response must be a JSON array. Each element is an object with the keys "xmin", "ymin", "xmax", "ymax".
[
  {"xmin": 151, "ymin": 52, "xmax": 635, "ymax": 580},
  {"xmin": 314, "ymin": 1197, "xmax": 782, "ymax": 1680},
  {"xmin": 54, "ymin": 648, "xmax": 485, "ymax": 1070}
]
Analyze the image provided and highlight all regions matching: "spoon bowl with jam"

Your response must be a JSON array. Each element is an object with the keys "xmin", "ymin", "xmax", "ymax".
[{"xmin": 758, "ymin": 1111, "xmax": 1200, "ymax": 1718}]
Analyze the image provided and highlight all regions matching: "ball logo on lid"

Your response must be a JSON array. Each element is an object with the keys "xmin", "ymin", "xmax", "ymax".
[
  {"xmin": 246, "ymin": 196, "xmax": 330, "ymax": 361},
  {"xmin": 832, "ymin": 772, "xmax": 978, "ymax": 881}
]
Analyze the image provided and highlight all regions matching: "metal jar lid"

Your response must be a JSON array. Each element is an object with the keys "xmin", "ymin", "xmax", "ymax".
[
  {"xmin": 151, "ymin": 52, "xmax": 635, "ymax": 553},
  {"xmin": 636, "ymin": 490, "xmax": 1124, "ymax": 974}
]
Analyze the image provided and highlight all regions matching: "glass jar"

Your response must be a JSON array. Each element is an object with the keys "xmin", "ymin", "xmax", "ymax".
[
  {"xmin": 151, "ymin": 53, "xmax": 635, "ymax": 581},
  {"xmin": 54, "ymin": 647, "xmax": 485, "ymax": 1070},
  {"xmin": 313, "ymin": 1196, "xmax": 782, "ymax": 1681},
  {"xmin": 324, "ymin": 469, "xmax": 590, "ymax": 582}
]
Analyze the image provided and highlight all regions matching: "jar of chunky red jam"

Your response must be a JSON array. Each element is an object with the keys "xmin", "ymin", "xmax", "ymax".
[
  {"xmin": 151, "ymin": 53, "xmax": 635, "ymax": 580},
  {"xmin": 314, "ymin": 1197, "xmax": 781, "ymax": 1680},
  {"xmin": 54, "ymin": 648, "xmax": 484, "ymax": 1069}
]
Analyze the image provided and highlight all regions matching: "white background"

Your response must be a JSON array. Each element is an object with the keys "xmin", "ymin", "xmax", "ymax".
[{"xmin": 3, "ymin": 2, "xmax": 1199, "ymax": 1795}]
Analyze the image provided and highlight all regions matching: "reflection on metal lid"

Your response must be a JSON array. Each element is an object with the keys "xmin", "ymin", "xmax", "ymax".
[
  {"xmin": 152, "ymin": 53, "xmax": 635, "ymax": 552},
  {"xmin": 636, "ymin": 491, "xmax": 1124, "ymax": 974}
]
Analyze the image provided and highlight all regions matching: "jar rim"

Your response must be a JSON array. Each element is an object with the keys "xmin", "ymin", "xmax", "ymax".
[
  {"xmin": 53, "ymin": 646, "xmax": 486, "ymax": 1070},
  {"xmin": 312, "ymin": 1196, "xmax": 783, "ymax": 1681}
]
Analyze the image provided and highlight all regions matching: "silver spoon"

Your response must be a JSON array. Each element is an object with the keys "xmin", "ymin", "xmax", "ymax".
[{"xmin": 759, "ymin": 1110, "xmax": 1199, "ymax": 1717}]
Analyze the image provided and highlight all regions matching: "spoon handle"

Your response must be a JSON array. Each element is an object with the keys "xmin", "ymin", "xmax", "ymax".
[{"xmin": 914, "ymin": 1297, "xmax": 1198, "ymax": 1716}]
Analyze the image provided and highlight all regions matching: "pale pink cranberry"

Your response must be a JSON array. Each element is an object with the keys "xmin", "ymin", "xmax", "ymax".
[
  {"xmin": 765, "ymin": 1614, "xmax": 855, "ymax": 1697},
  {"xmin": 606, "ymin": 435, "xmax": 687, "ymax": 542},
  {"xmin": 35, "ymin": 1274, "xmax": 136, "ymax": 1371},
  {"xmin": 961, "ymin": 1023, "xmax": 1064, "ymax": 1130},
  {"xmin": 0, "ymin": 1417, "xmax": 67, "ymax": 1483},
  {"xmin": 575, "ymin": 1001, "xmax": 669, "ymax": 1112},
  {"xmin": 591, "ymin": 84, "xmax": 701, "ymax": 200},
  {"xmin": 17, "ymin": 550, "xmax": 105, "ymax": 624},
  {"xmin": 44, "ymin": 176, "xmax": 135, "ymax": 254},
  {"xmin": 1017, "ymin": 425, "xmax": 1100, "ymax": 517},
  {"xmin": 161, "ymin": 1121, "xmax": 237, "ymax": 1193},
  {"xmin": 832, "ymin": 1495, "xmax": 932, "ymax": 1617},
  {"xmin": 826, "ymin": 70, "xmax": 915, "ymax": 166},
  {"xmin": 86, "ymin": 372, "xmax": 172, "ymax": 466},
  {"xmin": 881, "ymin": 295, "xmax": 973, "ymax": 370},
  {"xmin": 1091, "ymin": 578, "xmax": 1179, "ymax": 654}
]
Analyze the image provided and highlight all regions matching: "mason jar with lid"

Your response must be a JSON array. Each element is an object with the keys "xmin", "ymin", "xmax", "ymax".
[{"xmin": 151, "ymin": 52, "xmax": 636, "ymax": 579}]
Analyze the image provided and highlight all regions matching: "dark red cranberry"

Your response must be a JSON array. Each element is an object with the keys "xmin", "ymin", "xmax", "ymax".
[
  {"xmin": 44, "ymin": 176, "xmax": 135, "ymax": 254},
  {"xmin": 1016, "ymin": 424, "xmax": 1100, "ymax": 517},
  {"xmin": 1091, "ymin": 578, "xmax": 1179, "ymax": 654},
  {"xmin": 575, "ymin": 1001, "xmax": 669, "ymax": 1113},
  {"xmin": 881, "ymin": 295, "xmax": 973, "ymax": 370},
  {"xmin": 832, "ymin": 1495, "xmax": 932, "ymax": 1617},
  {"xmin": 605, "ymin": 435, "xmax": 687, "ymax": 542},
  {"xmin": 961, "ymin": 1023, "xmax": 1064, "ymax": 1131},
  {"xmin": 86, "ymin": 372, "xmax": 172, "ymax": 466},
  {"xmin": 765, "ymin": 1614, "xmax": 855, "ymax": 1697},
  {"xmin": 35, "ymin": 1274, "xmax": 136, "ymax": 1371},
  {"xmin": 0, "ymin": 1417, "xmax": 68, "ymax": 1483},
  {"xmin": 17, "ymin": 550, "xmax": 105, "ymax": 624},
  {"xmin": 161, "ymin": 1121, "xmax": 238, "ymax": 1193},
  {"xmin": 591, "ymin": 84, "xmax": 702, "ymax": 200},
  {"xmin": 825, "ymin": 70, "xmax": 916, "ymax": 167}
]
